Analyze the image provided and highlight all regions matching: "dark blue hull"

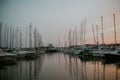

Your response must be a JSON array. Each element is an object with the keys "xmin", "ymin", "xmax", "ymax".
[{"xmin": 104, "ymin": 53, "xmax": 120, "ymax": 63}]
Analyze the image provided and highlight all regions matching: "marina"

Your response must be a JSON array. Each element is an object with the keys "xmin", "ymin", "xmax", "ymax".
[
  {"xmin": 0, "ymin": 13, "xmax": 120, "ymax": 80},
  {"xmin": 1, "ymin": 0, "xmax": 120, "ymax": 80}
]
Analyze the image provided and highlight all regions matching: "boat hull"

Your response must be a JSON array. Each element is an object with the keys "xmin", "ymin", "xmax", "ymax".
[{"xmin": 104, "ymin": 53, "xmax": 120, "ymax": 63}]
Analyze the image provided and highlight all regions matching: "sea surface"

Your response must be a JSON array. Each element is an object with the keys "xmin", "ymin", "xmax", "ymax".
[{"xmin": 0, "ymin": 52, "xmax": 120, "ymax": 80}]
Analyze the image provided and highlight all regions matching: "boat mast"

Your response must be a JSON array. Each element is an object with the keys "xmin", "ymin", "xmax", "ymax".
[
  {"xmin": 40, "ymin": 35, "xmax": 42, "ymax": 48},
  {"xmin": 36, "ymin": 30, "xmax": 39, "ymax": 52},
  {"xmin": 3, "ymin": 24, "xmax": 7, "ymax": 48},
  {"xmin": 92, "ymin": 24, "xmax": 96, "ymax": 45},
  {"xmin": 96, "ymin": 25, "xmax": 99, "ymax": 49},
  {"xmin": 58, "ymin": 36, "xmax": 60, "ymax": 47},
  {"xmin": 64, "ymin": 33, "xmax": 67, "ymax": 48},
  {"xmin": 0, "ymin": 23, "xmax": 3, "ymax": 48},
  {"xmin": 101, "ymin": 16, "xmax": 104, "ymax": 45},
  {"xmin": 83, "ymin": 19, "xmax": 86, "ymax": 45},
  {"xmin": 113, "ymin": 13, "xmax": 117, "ymax": 47},
  {"xmin": 69, "ymin": 29, "xmax": 71, "ymax": 47},
  {"xmin": 38, "ymin": 31, "xmax": 41, "ymax": 52},
  {"xmin": 75, "ymin": 26, "xmax": 77, "ymax": 47},
  {"xmin": 29, "ymin": 23, "xmax": 32, "ymax": 50},
  {"xmin": 0, "ymin": 22, "xmax": 2, "ymax": 48},
  {"xmin": 72, "ymin": 29, "xmax": 75, "ymax": 46},
  {"xmin": 15, "ymin": 27, "xmax": 19, "ymax": 50},
  {"xmin": 81, "ymin": 22, "xmax": 83, "ymax": 46},
  {"xmin": 25, "ymin": 27, "xmax": 28, "ymax": 48},
  {"xmin": 80, "ymin": 22, "xmax": 82, "ymax": 46},
  {"xmin": 5, "ymin": 25, "xmax": 8, "ymax": 48},
  {"xmin": 19, "ymin": 30, "xmax": 22, "ymax": 49},
  {"xmin": 11, "ymin": 27, "xmax": 15, "ymax": 49},
  {"xmin": 6, "ymin": 26, "xmax": 9, "ymax": 48},
  {"xmin": 34, "ymin": 28, "xmax": 37, "ymax": 51},
  {"xmin": 10, "ymin": 25, "xmax": 12, "ymax": 49}
]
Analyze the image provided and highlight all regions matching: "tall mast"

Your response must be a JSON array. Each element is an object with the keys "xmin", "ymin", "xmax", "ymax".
[
  {"xmin": 96, "ymin": 25, "xmax": 99, "ymax": 45},
  {"xmin": 10, "ymin": 25, "xmax": 12, "ymax": 49},
  {"xmin": 80, "ymin": 22, "xmax": 82, "ymax": 45},
  {"xmin": 64, "ymin": 33, "xmax": 67, "ymax": 48},
  {"xmin": 92, "ymin": 24, "xmax": 96, "ymax": 45},
  {"xmin": 81, "ymin": 22, "xmax": 83, "ymax": 45},
  {"xmin": 13, "ymin": 28, "xmax": 15, "ymax": 49},
  {"xmin": 83, "ymin": 19, "xmax": 86, "ymax": 45},
  {"xmin": 113, "ymin": 13, "xmax": 117, "ymax": 46},
  {"xmin": 37, "ymin": 31, "xmax": 41, "ymax": 52},
  {"xmin": 101, "ymin": 16, "xmax": 104, "ymax": 45},
  {"xmin": 29, "ymin": 23, "xmax": 32, "ymax": 49},
  {"xmin": 36, "ymin": 30, "xmax": 39, "ymax": 51},
  {"xmin": 34, "ymin": 28, "xmax": 37, "ymax": 51},
  {"xmin": 40, "ymin": 35, "xmax": 42, "ymax": 47},
  {"xmin": 0, "ymin": 22, "xmax": 2, "ymax": 48},
  {"xmin": 58, "ymin": 36, "xmax": 60, "ymax": 47},
  {"xmin": 75, "ymin": 26, "xmax": 77, "ymax": 47},
  {"xmin": 5, "ymin": 25, "xmax": 8, "ymax": 48},
  {"xmin": 19, "ymin": 30, "xmax": 22, "ymax": 49},
  {"xmin": 79, "ymin": 26, "xmax": 81, "ymax": 46},
  {"xmin": 72, "ymin": 29, "xmax": 75, "ymax": 46},
  {"xmin": 15, "ymin": 27, "xmax": 19, "ymax": 49},
  {"xmin": 69, "ymin": 29, "xmax": 71, "ymax": 47},
  {"xmin": 25, "ymin": 27, "xmax": 28, "ymax": 48},
  {"xmin": 0, "ymin": 23, "xmax": 3, "ymax": 48},
  {"xmin": 6, "ymin": 26, "xmax": 9, "ymax": 48},
  {"xmin": 11, "ymin": 28, "xmax": 14, "ymax": 49}
]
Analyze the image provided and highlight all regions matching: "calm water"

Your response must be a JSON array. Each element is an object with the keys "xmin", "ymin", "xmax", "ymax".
[{"xmin": 0, "ymin": 53, "xmax": 120, "ymax": 80}]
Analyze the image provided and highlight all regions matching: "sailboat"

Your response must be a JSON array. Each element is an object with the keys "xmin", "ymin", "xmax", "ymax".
[
  {"xmin": 104, "ymin": 14, "xmax": 120, "ymax": 62},
  {"xmin": 104, "ymin": 47, "xmax": 120, "ymax": 61},
  {"xmin": 72, "ymin": 26, "xmax": 82, "ymax": 55},
  {"xmin": 63, "ymin": 29, "xmax": 73, "ymax": 54},
  {"xmin": 91, "ymin": 16, "xmax": 111, "ymax": 57}
]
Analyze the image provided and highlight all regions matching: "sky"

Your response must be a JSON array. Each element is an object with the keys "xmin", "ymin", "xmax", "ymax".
[{"xmin": 0, "ymin": 0, "xmax": 120, "ymax": 46}]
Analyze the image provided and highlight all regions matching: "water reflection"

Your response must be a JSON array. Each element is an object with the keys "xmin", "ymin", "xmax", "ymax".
[
  {"xmin": 0, "ymin": 54, "xmax": 45, "ymax": 80},
  {"xmin": 0, "ymin": 53, "xmax": 120, "ymax": 80},
  {"xmin": 63, "ymin": 54, "xmax": 120, "ymax": 80}
]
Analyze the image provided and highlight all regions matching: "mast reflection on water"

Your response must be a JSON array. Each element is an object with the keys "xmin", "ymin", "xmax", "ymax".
[{"xmin": 0, "ymin": 53, "xmax": 120, "ymax": 80}]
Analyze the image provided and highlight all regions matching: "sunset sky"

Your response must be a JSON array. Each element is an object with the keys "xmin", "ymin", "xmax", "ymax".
[{"xmin": 0, "ymin": 0, "xmax": 120, "ymax": 46}]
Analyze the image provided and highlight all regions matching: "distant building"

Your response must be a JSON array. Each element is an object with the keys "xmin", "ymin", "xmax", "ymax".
[{"xmin": 48, "ymin": 44, "xmax": 54, "ymax": 48}]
